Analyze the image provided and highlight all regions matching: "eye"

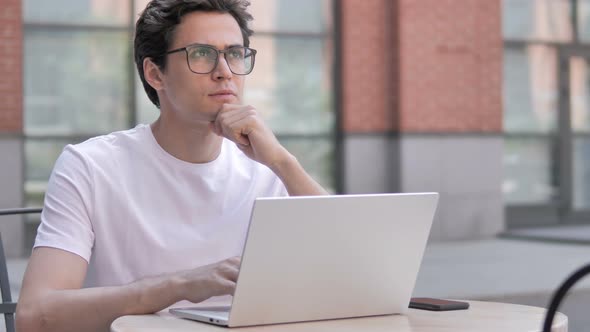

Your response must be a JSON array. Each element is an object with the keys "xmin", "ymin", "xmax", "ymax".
[
  {"xmin": 228, "ymin": 48, "xmax": 245, "ymax": 59},
  {"xmin": 189, "ymin": 46, "xmax": 214, "ymax": 59}
]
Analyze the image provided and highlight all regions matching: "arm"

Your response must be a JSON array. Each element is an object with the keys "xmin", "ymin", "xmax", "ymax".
[
  {"xmin": 268, "ymin": 152, "xmax": 328, "ymax": 196},
  {"xmin": 16, "ymin": 247, "xmax": 240, "ymax": 332},
  {"xmin": 211, "ymin": 104, "xmax": 328, "ymax": 196}
]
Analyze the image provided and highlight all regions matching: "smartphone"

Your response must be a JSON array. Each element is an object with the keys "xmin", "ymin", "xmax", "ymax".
[{"xmin": 409, "ymin": 297, "xmax": 470, "ymax": 311}]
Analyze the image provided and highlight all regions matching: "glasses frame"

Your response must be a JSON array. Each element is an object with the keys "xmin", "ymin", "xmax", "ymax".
[{"xmin": 164, "ymin": 43, "xmax": 257, "ymax": 75}]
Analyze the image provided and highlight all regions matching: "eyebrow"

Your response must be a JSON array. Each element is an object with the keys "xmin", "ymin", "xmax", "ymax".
[{"xmin": 187, "ymin": 43, "xmax": 244, "ymax": 49}]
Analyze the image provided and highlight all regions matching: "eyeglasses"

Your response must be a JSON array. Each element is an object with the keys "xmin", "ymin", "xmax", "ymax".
[{"xmin": 164, "ymin": 43, "xmax": 257, "ymax": 75}]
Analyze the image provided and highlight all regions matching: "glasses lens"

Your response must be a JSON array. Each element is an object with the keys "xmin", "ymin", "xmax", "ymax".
[
  {"xmin": 227, "ymin": 47, "xmax": 254, "ymax": 75},
  {"xmin": 186, "ymin": 45, "xmax": 218, "ymax": 73}
]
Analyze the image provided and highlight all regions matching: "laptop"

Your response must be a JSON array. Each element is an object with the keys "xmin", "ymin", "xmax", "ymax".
[{"xmin": 169, "ymin": 193, "xmax": 439, "ymax": 327}]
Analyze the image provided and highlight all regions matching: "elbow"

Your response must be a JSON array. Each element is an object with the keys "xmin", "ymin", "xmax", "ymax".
[{"xmin": 16, "ymin": 302, "xmax": 52, "ymax": 332}]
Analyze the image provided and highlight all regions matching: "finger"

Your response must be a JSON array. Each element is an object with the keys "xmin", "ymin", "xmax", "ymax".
[
  {"xmin": 214, "ymin": 105, "xmax": 257, "ymax": 145},
  {"xmin": 214, "ymin": 104, "xmax": 243, "ymax": 125},
  {"xmin": 226, "ymin": 266, "xmax": 239, "ymax": 283},
  {"xmin": 226, "ymin": 114, "xmax": 256, "ymax": 146},
  {"xmin": 228, "ymin": 111, "xmax": 259, "ymax": 142},
  {"xmin": 216, "ymin": 259, "xmax": 240, "ymax": 280},
  {"xmin": 214, "ymin": 108, "xmax": 244, "ymax": 139},
  {"xmin": 219, "ymin": 110, "xmax": 252, "ymax": 133},
  {"xmin": 216, "ymin": 104, "xmax": 255, "ymax": 125},
  {"xmin": 221, "ymin": 115, "xmax": 255, "ymax": 146},
  {"xmin": 224, "ymin": 261, "xmax": 240, "ymax": 280},
  {"xmin": 221, "ymin": 107, "xmax": 255, "ymax": 124},
  {"xmin": 215, "ymin": 265, "xmax": 239, "ymax": 283},
  {"xmin": 217, "ymin": 279, "xmax": 237, "ymax": 295},
  {"xmin": 227, "ymin": 256, "xmax": 242, "ymax": 265},
  {"xmin": 217, "ymin": 103, "xmax": 243, "ymax": 113}
]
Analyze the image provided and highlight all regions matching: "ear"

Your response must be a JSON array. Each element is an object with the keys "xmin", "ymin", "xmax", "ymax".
[{"xmin": 143, "ymin": 57, "xmax": 165, "ymax": 91}]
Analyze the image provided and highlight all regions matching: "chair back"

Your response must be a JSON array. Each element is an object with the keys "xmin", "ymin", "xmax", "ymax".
[
  {"xmin": 0, "ymin": 207, "xmax": 42, "ymax": 332},
  {"xmin": 0, "ymin": 233, "xmax": 16, "ymax": 332},
  {"xmin": 543, "ymin": 263, "xmax": 590, "ymax": 332}
]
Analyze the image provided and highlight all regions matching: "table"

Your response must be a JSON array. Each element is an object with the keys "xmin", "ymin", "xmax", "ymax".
[{"xmin": 111, "ymin": 300, "xmax": 568, "ymax": 332}]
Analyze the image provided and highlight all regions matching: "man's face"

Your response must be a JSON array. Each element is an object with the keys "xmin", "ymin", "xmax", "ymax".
[{"xmin": 158, "ymin": 11, "xmax": 246, "ymax": 123}]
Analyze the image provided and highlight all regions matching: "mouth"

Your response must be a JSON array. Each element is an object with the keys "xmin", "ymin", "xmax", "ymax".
[{"xmin": 208, "ymin": 90, "xmax": 237, "ymax": 98}]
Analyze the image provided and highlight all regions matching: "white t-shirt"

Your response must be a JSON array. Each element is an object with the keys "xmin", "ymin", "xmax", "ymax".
[{"xmin": 34, "ymin": 124, "xmax": 287, "ymax": 288}]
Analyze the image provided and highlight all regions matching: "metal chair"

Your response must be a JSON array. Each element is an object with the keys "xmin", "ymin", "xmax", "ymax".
[
  {"xmin": 0, "ymin": 207, "xmax": 42, "ymax": 332},
  {"xmin": 543, "ymin": 262, "xmax": 590, "ymax": 332}
]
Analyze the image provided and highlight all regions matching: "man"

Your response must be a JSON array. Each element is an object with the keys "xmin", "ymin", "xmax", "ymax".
[{"xmin": 16, "ymin": 0, "xmax": 326, "ymax": 331}]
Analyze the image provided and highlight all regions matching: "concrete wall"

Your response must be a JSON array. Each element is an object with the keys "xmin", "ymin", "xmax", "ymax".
[
  {"xmin": 399, "ymin": 135, "xmax": 504, "ymax": 240},
  {"xmin": 344, "ymin": 134, "xmax": 504, "ymax": 241}
]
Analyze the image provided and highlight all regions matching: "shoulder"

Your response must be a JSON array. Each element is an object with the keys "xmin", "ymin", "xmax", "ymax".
[
  {"xmin": 74, "ymin": 125, "xmax": 148, "ymax": 155},
  {"xmin": 64, "ymin": 124, "xmax": 149, "ymax": 163},
  {"xmin": 51, "ymin": 125, "xmax": 150, "ymax": 181}
]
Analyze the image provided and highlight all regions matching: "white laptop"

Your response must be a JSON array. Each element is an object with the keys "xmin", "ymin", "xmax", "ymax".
[{"xmin": 169, "ymin": 193, "xmax": 439, "ymax": 327}]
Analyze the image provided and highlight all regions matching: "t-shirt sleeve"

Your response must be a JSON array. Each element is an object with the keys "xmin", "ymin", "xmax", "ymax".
[{"xmin": 34, "ymin": 145, "xmax": 95, "ymax": 262}]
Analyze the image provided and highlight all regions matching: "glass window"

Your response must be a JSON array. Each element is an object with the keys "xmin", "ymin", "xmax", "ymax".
[
  {"xmin": 503, "ymin": 0, "xmax": 572, "ymax": 41},
  {"xmin": 24, "ymin": 30, "xmax": 130, "ymax": 136},
  {"xmin": 250, "ymin": 0, "xmax": 332, "ymax": 33},
  {"xmin": 569, "ymin": 56, "xmax": 590, "ymax": 132},
  {"xmin": 570, "ymin": 55, "xmax": 590, "ymax": 210},
  {"xmin": 134, "ymin": 0, "xmax": 151, "ymax": 16},
  {"xmin": 503, "ymin": 46, "xmax": 558, "ymax": 133},
  {"xmin": 136, "ymin": 73, "xmax": 160, "ymax": 125},
  {"xmin": 578, "ymin": 0, "xmax": 590, "ymax": 42},
  {"xmin": 26, "ymin": 0, "xmax": 336, "ymax": 213},
  {"xmin": 24, "ymin": 0, "xmax": 129, "ymax": 26},
  {"xmin": 23, "ymin": 0, "xmax": 133, "ymax": 219},
  {"xmin": 246, "ymin": 36, "xmax": 333, "ymax": 135},
  {"xmin": 573, "ymin": 137, "xmax": 590, "ymax": 209},
  {"xmin": 132, "ymin": 0, "xmax": 336, "ymax": 190},
  {"xmin": 279, "ymin": 138, "xmax": 335, "ymax": 192},
  {"xmin": 134, "ymin": 0, "xmax": 333, "ymax": 34},
  {"xmin": 503, "ymin": 137, "xmax": 558, "ymax": 204},
  {"xmin": 24, "ymin": 138, "xmax": 88, "ymax": 207}
]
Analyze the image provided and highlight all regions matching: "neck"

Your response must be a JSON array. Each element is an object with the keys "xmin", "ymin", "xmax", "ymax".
[{"xmin": 150, "ymin": 114, "xmax": 222, "ymax": 164}]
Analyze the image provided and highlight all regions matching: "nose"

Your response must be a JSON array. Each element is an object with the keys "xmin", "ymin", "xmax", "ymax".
[{"xmin": 212, "ymin": 54, "xmax": 232, "ymax": 81}]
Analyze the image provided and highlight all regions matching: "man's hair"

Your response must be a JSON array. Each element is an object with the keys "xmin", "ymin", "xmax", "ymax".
[{"xmin": 134, "ymin": 0, "xmax": 254, "ymax": 108}]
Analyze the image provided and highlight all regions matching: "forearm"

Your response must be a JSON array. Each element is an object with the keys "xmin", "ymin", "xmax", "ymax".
[
  {"xmin": 16, "ymin": 273, "xmax": 184, "ymax": 332},
  {"xmin": 270, "ymin": 152, "xmax": 328, "ymax": 196}
]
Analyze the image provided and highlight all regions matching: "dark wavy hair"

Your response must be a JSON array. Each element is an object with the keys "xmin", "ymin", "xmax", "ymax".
[{"xmin": 134, "ymin": 0, "xmax": 254, "ymax": 108}]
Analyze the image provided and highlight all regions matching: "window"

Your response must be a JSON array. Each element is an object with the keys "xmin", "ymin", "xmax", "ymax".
[
  {"xmin": 134, "ymin": 0, "xmax": 336, "ymax": 190},
  {"xmin": 23, "ymin": 0, "xmax": 336, "ymax": 239},
  {"xmin": 503, "ymin": 0, "xmax": 590, "ymax": 224},
  {"xmin": 502, "ymin": 0, "xmax": 572, "ymax": 42}
]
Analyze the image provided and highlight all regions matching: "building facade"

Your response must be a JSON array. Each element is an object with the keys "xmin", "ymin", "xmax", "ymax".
[{"xmin": 0, "ymin": 0, "xmax": 505, "ymax": 257}]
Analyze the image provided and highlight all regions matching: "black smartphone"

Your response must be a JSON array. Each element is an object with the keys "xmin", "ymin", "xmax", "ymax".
[{"xmin": 409, "ymin": 297, "xmax": 470, "ymax": 311}]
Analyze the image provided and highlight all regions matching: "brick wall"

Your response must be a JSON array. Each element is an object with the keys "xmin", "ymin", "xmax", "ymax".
[
  {"xmin": 398, "ymin": 0, "xmax": 502, "ymax": 132},
  {"xmin": 0, "ymin": 0, "xmax": 23, "ymax": 133},
  {"xmin": 341, "ymin": 0, "xmax": 395, "ymax": 132},
  {"xmin": 341, "ymin": 0, "xmax": 502, "ymax": 133}
]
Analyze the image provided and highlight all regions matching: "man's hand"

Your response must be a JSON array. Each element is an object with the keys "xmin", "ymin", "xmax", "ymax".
[
  {"xmin": 210, "ymin": 104, "xmax": 289, "ymax": 168},
  {"xmin": 17, "ymin": 249, "xmax": 242, "ymax": 332},
  {"xmin": 210, "ymin": 103, "xmax": 327, "ymax": 196},
  {"xmin": 175, "ymin": 256, "xmax": 241, "ymax": 304}
]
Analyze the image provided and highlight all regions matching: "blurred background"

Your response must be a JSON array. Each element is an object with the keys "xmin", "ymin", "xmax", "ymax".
[{"xmin": 2, "ymin": 0, "xmax": 590, "ymax": 331}]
